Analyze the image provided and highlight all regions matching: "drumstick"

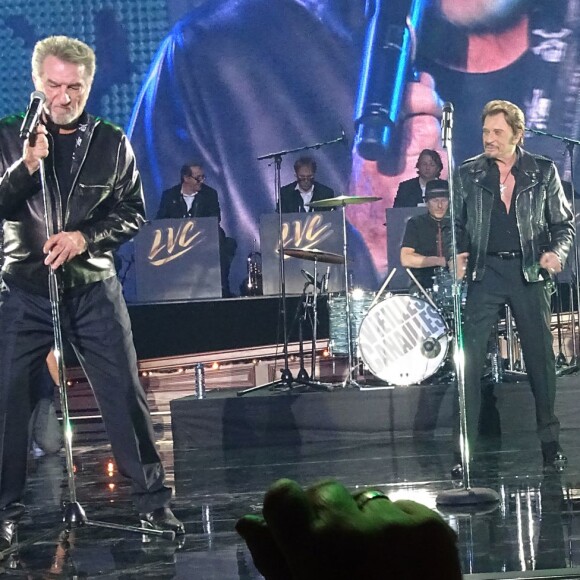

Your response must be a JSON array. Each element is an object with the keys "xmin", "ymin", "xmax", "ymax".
[
  {"xmin": 369, "ymin": 268, "xmax": 397, "ymax": 309},
  {"xmin": 405, "ymin": 268, "xmax": 440, "ymax": 311}
]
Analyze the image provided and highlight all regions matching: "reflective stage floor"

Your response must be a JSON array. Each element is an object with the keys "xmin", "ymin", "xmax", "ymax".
[{"xmin": 3, "ymin": 379, "xmax": 580, "ymax": 579}]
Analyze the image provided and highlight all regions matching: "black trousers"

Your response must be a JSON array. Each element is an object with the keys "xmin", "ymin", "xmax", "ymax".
[
  {"xmin": 0, "ymin": 276, "xmax": 172, "ymax": 513},
  {"xmin": 461, "ymin": 256, "xmax": 559, "ymax": 450}
]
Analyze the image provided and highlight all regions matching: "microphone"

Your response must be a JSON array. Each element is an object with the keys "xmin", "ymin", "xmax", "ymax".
[
  {"xmin": 301, "ymin": 269, "xmax": 322, "ymax": 289},
  {"xmin": 19, "ymin": 91, "xmax": 46, "ymax": 140},
  {"xmin": 441, "ymin": 102, "xmax": 453, "ymax": 147},
  {"xmin": 354, "ymin": 0, "xmax": 428, "ymax": 161},
  {"xmin": 420, "ymin": 337, "xmax": 441, "ymax": 359}
]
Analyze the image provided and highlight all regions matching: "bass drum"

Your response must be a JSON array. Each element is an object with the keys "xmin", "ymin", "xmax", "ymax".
[{"xmin": 358, "ymin": 294, "xmax": 449, "ymax": 386}]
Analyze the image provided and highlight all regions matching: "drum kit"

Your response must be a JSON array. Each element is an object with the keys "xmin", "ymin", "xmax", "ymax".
[
  {"xmin": 288, "ymin": 195, "xmax": 462, "ymax": 388},
  {"xmin": 268, "ymin": 194, "xmax": 524, "ymax": 389}
]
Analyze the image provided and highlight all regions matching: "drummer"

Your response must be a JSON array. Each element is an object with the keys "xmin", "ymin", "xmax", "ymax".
[{"xmin": 400, "ymin": 179, "xmax": 449, "ymax": 292}]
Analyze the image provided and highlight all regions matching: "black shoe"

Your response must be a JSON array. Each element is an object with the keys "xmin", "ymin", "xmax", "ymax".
[
  {"xmin": 542, "ymin": 442, "xmax": 568, "ymax": 473},
  {"xmin": 450, "ymin": 463, "xmax": 463, "ymax": 481},
  {"xmin": 0, "ymin": 520, "xmax": 17, "ymax": 552},
  {"xmin": 140, "ymin": 507, "xmax": 185, "ymax": 535},
  {"xmin": 0, "ymin": 502, "xmax": 25, "ymax": 553}
]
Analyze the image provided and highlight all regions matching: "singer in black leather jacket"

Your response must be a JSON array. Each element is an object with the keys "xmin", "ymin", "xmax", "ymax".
[
  {"xmin": 450, "ymin": 148, "xmax": 573, "ymax": 284},
  {"xmin": 0, "ymin": 36, "xmax": 183, "ymax": 546},
  {"xmin": 0, "ymin": 112, "xmax": 144, "ymax": 292},
  {"xmin": 445, "ymin": 100, "xmax": 574, "ymax": 474}
]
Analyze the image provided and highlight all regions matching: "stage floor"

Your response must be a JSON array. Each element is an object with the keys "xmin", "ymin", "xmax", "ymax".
[{"xmin": 4, "ymin": 377, "xmax": 580, "ymax": 579}]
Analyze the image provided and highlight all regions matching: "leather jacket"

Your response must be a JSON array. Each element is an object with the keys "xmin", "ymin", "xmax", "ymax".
[
  {"xmin": 0, "ymin": 112, "xmax": 145, "ymax": 293},
  {"xmin": 447, "ymin": 147, "xmax": 574, "ymax": 283}
]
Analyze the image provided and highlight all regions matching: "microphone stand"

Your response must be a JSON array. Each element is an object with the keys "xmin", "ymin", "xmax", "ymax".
[
  {"xmin": 34, "ymin": 156, "xmax": 174, "ymax": 544},
  {"xmin": 237, "ymin": 133, "xmax": 344, "ymax": 396},
  {"xmin": 436, "ymin": 103, "xmax": 499, "ymax": 508},
  {"xmin": 527, "ymin": 127, "xmax": 580, "ymax": 371}
]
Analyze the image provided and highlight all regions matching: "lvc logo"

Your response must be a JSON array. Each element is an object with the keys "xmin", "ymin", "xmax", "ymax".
[
  {"xmin": 280, "ymin": 214, "xmax": 334, "ymax": 256},
  {"xmin": 148, "ymin": 221, "xmax": 203, "ymax": 266}
]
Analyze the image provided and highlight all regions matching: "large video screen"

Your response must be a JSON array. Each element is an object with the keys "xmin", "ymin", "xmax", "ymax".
[{"xmin": 2, "ymin": 0, "xmax": 578, "ymax": 292}]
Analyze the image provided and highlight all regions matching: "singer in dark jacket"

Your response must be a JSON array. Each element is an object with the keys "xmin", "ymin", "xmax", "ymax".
[
  {"xmin": 0, "ymin": 36, "xmax": 183, "ymax": 548},
  {"xmin": 445, "ymin": 100, "xmax": 574, "ymax": 473},
  {"xmin": 156, "ymin": 163, "xmax": 236, "ymax": 296},
  {"xmin": 278, "ymin": 156, "xmax": 335, "ymax": 213}
]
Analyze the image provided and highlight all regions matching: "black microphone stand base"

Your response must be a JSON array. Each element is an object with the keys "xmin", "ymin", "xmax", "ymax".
[
  {"xmin": 61, "ymin": 501, "xmax": 176, "ymax": 541},
  {"xmin": 436, "ymin": 486, "xmax": 500, "ymax": 508},
  {"xmin": 237, "ymin": 369, "xmax": 334, "ymax": 396}
]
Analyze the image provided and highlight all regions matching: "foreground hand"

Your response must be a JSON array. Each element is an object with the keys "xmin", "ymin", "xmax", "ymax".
[
  {"xmin": 236, "ymin": 478, "xmax": 461, "ymax": 580},
  {"xmin": 43, "ymin": 231, "xmax": 87, "ymax": 270},
  {"xmin": 539, "ymin": 251, "xmax": 562, "ymax": 275}
]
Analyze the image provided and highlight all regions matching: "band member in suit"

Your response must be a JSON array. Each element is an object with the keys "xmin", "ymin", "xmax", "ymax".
[
  {"xmin": 393, "ymin": 149, "xmax": 444, "ymax": 208},
  {"xmin": 156, "ymin": 162, "xmax": 237, "ymax": 296},
  {"xmin": 278, "ymin": 157, "xmax": 335, "ymax": 213}
]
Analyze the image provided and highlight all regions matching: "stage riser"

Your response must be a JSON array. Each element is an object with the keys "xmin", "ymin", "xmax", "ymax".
[{"xmin": 170, "ymin": 377, "xmax": 579, "ymax": 452}]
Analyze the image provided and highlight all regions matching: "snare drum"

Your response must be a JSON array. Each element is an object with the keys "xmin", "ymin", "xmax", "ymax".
[
  {"xmin": 358, "ymin": 294, "xmax": 449, "ymax": 386},
  {"xmin": 328, "ymin": 290, "xmax": 375, "ymax": 356}
]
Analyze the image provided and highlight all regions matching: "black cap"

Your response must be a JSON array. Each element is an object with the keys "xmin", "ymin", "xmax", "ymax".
[{"xmin": 424, "ymin": 179, "xmax": 449, "ymax": 201}]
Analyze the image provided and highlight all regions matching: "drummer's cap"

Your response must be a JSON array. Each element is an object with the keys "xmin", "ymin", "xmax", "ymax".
[{"xmin": 424, "ymin": 179, "xmax": 449, "ymax": 200}]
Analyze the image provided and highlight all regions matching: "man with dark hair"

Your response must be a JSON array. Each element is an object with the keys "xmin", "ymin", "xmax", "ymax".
[
  {"xmin": 447, "ymin": 99, "xmax": 574, "ymax": 472},
  {"xmin": 278, "ymin": 156, "xmax": 335, "ymax": 213},
  {"xmin": 400, "ymin": 178, "xmax": 449, "ymax": 291},
  {"xmin": 157, "ymin": 162, "xmax": 221, "ymax": 220},
  {"xmin": 393, "ymin": 149, "xmax": 444, "ymax": 208},
  {"xmin": 156, "ymin": 161, "xmax": 237, "ymax": 296},
  {"xmin": 0, "ymin": 35, "xmax": 183, "ymax": 548}
]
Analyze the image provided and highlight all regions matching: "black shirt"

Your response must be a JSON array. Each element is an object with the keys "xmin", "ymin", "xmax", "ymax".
[
  {"xmin": 401, "ymin": 211, "xmax": 445, "ymax": 289},
  {"xmin": 51, "ymin": 130, "xmax": 77, "ymax": 207},
  {"xmin": 486, "ymin": 158, "xmax": 521, "ymax": 254}
]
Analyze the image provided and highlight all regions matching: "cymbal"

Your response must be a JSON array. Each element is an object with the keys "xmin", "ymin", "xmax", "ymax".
[
  {"xmin": 283, "ymin": 247, "xmax": 344, "ymax": 264},
  {"xmin": 309, "ymin": 195, "xmax": 382, "ymax": 208}
]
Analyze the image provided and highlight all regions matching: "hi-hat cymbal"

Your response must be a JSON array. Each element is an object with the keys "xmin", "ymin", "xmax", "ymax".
[
  {"xmin": 309, "ymin": 195, "xmax": 382, "ymax": 208},
  {"xmin": 283, "ymin": 247, "xmax": 344, "ymax": 264}
]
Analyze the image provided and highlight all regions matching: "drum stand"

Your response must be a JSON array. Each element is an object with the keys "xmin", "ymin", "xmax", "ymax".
[
  {"xmin": 290, "ymin": 262, "xmax": 329, "ymax": 385},
  {"xmin": 15, "ymin": 159, "xmax": 175, "ymax": 554},
  {"xmin": 237, "ymin": 134, "xmax": 343, "ymax": 396},
  {"xmin": 336, "ymin": 198, "xmax": 359, "ymax": 388},
  {"xmin": 501, "ymin": 305, "xmax": 527, "ymax": 381}
]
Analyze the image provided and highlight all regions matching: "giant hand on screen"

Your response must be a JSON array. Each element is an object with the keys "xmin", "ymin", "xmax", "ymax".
[
  {"xmin": 236, "ymin": 478, "xmax": 462, "ymax": 580},
  {"xmin": 348, "ymin": 72, "xmax": 446, "ymax": 275}
]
